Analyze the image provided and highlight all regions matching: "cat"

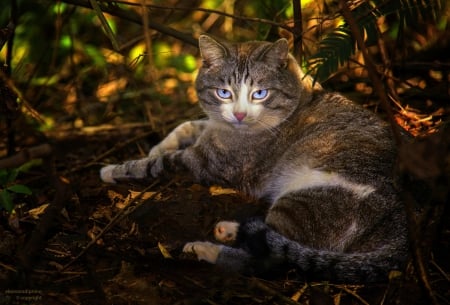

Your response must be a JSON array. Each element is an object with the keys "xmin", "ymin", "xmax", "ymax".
[{"xmin": 100, "ymin": 34, "xmax": 408, "ymax": 283}]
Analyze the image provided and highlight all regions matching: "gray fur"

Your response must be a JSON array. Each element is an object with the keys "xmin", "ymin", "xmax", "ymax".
[{"xmin": 100, "ymin": 35, "xmax": 408, "ymax": 282}]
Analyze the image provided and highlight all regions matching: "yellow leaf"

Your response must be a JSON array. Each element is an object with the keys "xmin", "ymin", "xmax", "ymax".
[
  {"xmin": 158, "ymin": 242, "xmax": 173, "ymax": 259},
  {"xmin": 128, "ymin": 190, "xmax": 157, "ymax": 200},
  {"xmin": 28, "ymin": 203, "xmax": 49, "ymax": 219},
  {"xmin": 209, "ymin": 185, "xmax": 237, "ymax": 196}
]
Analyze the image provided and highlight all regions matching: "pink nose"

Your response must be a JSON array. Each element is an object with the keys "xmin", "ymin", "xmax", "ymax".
[{"xmin": 234, "ymin": 112, "xmax": 247, "ymax": 122}]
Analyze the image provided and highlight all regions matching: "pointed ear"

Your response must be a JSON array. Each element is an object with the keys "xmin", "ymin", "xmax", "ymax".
[
  {"xmin": 262, "ymin": 38, "xmax": 289, "ymax": 68},
  {"xmin": 198, "ymin": 35, "xmax": 228, "ymax": 67}
]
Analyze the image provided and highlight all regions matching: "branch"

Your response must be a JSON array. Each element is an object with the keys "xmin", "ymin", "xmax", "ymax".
[
  {"xmin": 61, "ymin": 0, "xmax": 198, "ymax": 46},
  {"xmin": 292, "ymin": 0, "xmax": 303, "ymax": 62},
  {"xmin": 0, "ymin": 144, "xmax": 52, "ymax": 169},
  {"xmin": 338, "ymin": 0, "xmax": 402, "ymax": 145},
  {"xmin": 112, "ymin": 0, "xmax": 293, "ymax": 31}
]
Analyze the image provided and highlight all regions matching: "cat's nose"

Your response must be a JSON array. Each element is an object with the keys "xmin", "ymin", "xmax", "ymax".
[{"xmin": 234, "ymin": 112, "xmax": 247, "ymax": 122}]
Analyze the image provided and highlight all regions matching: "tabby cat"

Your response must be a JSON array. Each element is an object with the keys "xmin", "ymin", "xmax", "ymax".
[{"xmin": 100, "ymin": 35, "xmax": 408, "ymax": 282}]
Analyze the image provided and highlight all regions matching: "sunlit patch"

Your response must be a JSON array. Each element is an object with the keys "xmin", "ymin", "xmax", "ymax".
[{"xmin": 271, "ymin": 166, "xmax": 376, "ymax": 203}]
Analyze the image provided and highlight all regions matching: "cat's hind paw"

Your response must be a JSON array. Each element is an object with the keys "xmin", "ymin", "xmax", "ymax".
[
  {"xmin": 214, "ymin": 221, "xmax": 239, "ymax": 243},
  {"xmin": 100, "ymin": 165, "xmax": 117, "ymax": 183},
  {"xmin": 183, "ymin": 241, "xmax": 223, "ymax": 264}
]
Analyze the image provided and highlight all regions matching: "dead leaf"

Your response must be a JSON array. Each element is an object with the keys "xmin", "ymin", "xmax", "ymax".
[
  {"xmin": 157, "ymin": 242, "xmax": 173, "ymax": 259},
  {"xmin": 28, "ymin": 203, "xmax": 49, "ymax": 219},
  {"xmin": 291, "ymin": 283, "xmax": 308, "ymax": 301},
  {"xmin": 128, "ymin": 190, "xmax": 158, "ymax": 201},
  {"xmin": 209, "ymin": 185, "xmax": 237, "ymax": 196}
]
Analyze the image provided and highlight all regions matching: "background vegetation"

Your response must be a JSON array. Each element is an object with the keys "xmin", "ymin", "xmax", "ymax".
[{"xmin": 0, "ymin": 1, "xmax": 448, "ymax": 304}]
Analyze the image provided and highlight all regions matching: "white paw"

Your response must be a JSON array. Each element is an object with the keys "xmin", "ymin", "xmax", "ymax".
[
  {"xmin": 183, "ymin": 241, "xmax": 223, "ymax": 264},
  {"xmin": 100, "ymin": 165, "xmax": 117, "ymax": 183},
  {"xmin": 214, "ymin": 221, "xmax": 239, "ymax": 243}
]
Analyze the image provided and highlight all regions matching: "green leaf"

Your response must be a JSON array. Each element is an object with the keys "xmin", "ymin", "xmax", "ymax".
[
  {"xmin": 0, "ymin": 170, "xmax": 8, "ymax": 185},
  {"xmin": 0, "ymin": 190, "xmax": 14, "ymax": 212},
  {"xmin": 17, "ymin": 159, "xmax": 42, "ymax": 173},
  {"xmin": 7, "ymin": 169, "xmax": 19, "ymax": 183},
  {"xmin": 7, "ymin": 184, "xmax": 32, "ymax": 195}
]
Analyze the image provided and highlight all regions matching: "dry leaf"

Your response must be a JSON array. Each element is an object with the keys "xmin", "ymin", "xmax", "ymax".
[
  {"xmin": 291, "ymin": 283, "xmax": 308, "ymax": 302},
  {"xmin": 158, "ymin": 242, "xmax": 173, "ymax": 259},
  {"xmin": 28, "ymin": 203, "xmax": 49, "ymax": 219},
  {"xmin": 128, "ymin": 190, "xmax": 158, "ymax": 201},
  {"xmin": 209, "ymin": 185, "xmax": 237, "ymax": 196}
]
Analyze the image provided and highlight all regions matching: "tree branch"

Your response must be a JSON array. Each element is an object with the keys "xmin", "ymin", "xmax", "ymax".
[
  {"xmin": 61, "ymin": 0, "xmax": 198, "ymax": 46},
  {"xmin": 338, "ymin": 0, "xmax": 401, "ymax": 145},
  {"xmin": 112, "ymin": 0, "xmax": 293, "ymax": 31},
  {"xmin": 292, "ymin": 0, "xmax": 303, "ymax": 63}
]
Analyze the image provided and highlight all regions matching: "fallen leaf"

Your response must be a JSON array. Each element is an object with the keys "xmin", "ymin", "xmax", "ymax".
[
  {"xmin": 209, "ymin": 185, "xmax": 237, "ymax": 196},
  {"xmin": 128, "ymin": 190, "xmax": 158, "ymax": 201},
  {"xmin": 158, "ymin": 242, "xmax": 173, "ymax": 259},
  {"xmin": 28, "ymin": 203, "xmax": 49, "ymax": 219}
]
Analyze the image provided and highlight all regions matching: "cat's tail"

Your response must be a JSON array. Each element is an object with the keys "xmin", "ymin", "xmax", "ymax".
[{"xmin": 215, "ymin": 219, "xmax": 407, "ymax": 283}]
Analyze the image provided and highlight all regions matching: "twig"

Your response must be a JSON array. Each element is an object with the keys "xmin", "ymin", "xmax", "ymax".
[
  {"xmin": 338, "ymin": 0, "xmax": 402, "ymax": 146},
  {"xmin": 18, "ymin": 160, "xmax": 71, "ymax": 270},
  {"xmin": 64, "ymin": 129, "xmax": 155, "ymax": 174},
  {"xmin": 0, "ymin": 261, "xmax": 17, "ymax": 272},
  {"xmin": 88, "ymin": 0, "xmax": 120, "ymax": 51},
  {"xmin": 251, "ymin": 278, "xmax": 301, "ymax": 305},
  {"xmin": 430, "ymin": 260, "xmax": 450, "ymax": 282},
  {"xmin": 111, "ymin": 0, "xmax": 293, "ymax": 31},
  {"xmin": 292, "ymin": 0, "xmax": 303, "ymax": 62},
  {"xmin": 0, "ymin": 21, "xmax": 15, "ymax": 52},
  {"xmin": 0, "ymin": 69, "xmax": 46, "ymax": 124},
  {"xmin": 0, "ymin": 143, "xmax": 52, "ymax": 169},
  {"xmin": 61, "ymin": 0, "xmax": 198, "ymax": 46}
]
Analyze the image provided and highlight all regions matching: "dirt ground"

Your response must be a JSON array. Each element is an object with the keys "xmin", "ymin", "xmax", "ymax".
[{"xmin": 0, "ymin": 112, "xmax": 448, "ymax": 305}]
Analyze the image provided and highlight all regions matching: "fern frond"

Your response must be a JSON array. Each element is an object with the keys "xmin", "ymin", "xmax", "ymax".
[
  {"xmin": 305, "ymin": 0, "xmax": 447, "ymax": 82},
  {"xmin": 307, "ymin": 26, "xmax": 355, "ymax": 83}
]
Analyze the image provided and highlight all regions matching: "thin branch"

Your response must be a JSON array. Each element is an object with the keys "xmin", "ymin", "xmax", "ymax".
[
  {"xmin": 61, "ymin": 0, "xmax": 198, "ymax": 46},
  {"xmin": 111, "ymin": 0, "xmax": 293, "ymax": 31},
  {"xmin": 292, "ymin": 0, "xmax": 303, "ymax": 63},
  {"xmin": 88, "ymin": 0, "xmax": 120, "ymax": 51},
  {"xmin": 0, "ymin": 144, "xmax": 52, "ymax": 169},
  {"xmin": 338, "ymin": 0, "xmax": 402, "ymax": 145}
]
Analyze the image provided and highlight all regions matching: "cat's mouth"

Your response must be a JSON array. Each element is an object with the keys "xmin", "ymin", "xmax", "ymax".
[{"xmin": 230, "ymin": 120, "xmax": 250, "ymax": 128}]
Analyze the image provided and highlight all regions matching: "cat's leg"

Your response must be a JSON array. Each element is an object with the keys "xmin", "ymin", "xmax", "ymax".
[
  {"xmin": 183, "ymin": 218, "xmax": 270, "ymax": 269},
  {"xmin": 100, "ymin": 120, "xmax": 208, "ymax": 183},
  {"xmin": 148, "ymin": 120, "xmax": 208, "ymax": 159},
  {"xmin": 182, "ymin": 241, "xmax": 251, "ymax": 271}
]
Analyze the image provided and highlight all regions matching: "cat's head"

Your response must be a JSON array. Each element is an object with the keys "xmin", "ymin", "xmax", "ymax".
[{"xmin": 195, "ymin": 35, "xmax": 316, "ymax": 132}]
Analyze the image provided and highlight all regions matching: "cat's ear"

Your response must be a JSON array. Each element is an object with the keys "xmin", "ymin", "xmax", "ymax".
[
  {"xmin": 262, "ymin": 38, "xmax": 289, "ymax": 68},
  {"xmin": 198, "ymin": 35, "xmax": 228, "ymax": 67}
]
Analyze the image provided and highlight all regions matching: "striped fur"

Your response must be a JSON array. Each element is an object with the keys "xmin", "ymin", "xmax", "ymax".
[{"xmin": 101, "ymin": 35, "xmax": 408, "ymax": 282}]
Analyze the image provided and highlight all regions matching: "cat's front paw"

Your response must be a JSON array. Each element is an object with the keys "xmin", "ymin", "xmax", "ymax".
[
  {"xmin": 183, "ymin": 241, "xmax": 223, "ymax": 263},
  {"xmin": 214, "ymin": 221, "xmax": 239, "ymax": 243},
  {"xmin": 100, "ymin": 165, "xmax": 118, "ymax": 183}
]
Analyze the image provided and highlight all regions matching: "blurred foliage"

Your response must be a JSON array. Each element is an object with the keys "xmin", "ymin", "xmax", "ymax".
[
  {"xmin": 0, "ymin": 0, "xmax": 449, "ymax": 136},
  {"xmin": 0, "ymin": 160, "xmax": 39, "ymax": 212},
  {"xmin": 307, "ymin": 0, "xmax": 448, "ymax": 82}
]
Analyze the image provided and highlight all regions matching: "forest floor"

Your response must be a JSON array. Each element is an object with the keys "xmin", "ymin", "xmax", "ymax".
[{"xmin": 1, "ymin": 75, "xmax": 449, "ymax": 305}]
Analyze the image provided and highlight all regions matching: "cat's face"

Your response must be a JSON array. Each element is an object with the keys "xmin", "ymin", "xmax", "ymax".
[{"xmin": 195, "ymin": 35, "xmax": 303, "ymax": 132}]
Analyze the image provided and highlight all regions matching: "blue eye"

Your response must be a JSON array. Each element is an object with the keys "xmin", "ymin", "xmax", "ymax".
[
  {"xmin": 252, "ymin": 89, "xmax": 268, "ymax": 100},
  {"xmin": 216, "ymin": 88, "xmax": 232, "ymax": 99}
]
